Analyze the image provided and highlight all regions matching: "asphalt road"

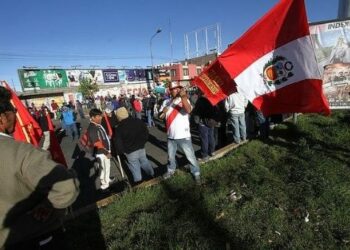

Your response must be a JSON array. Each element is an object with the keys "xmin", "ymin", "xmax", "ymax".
[{"xmin": 54, "ymin": 114, "xmax": 207, "ymax": 209}]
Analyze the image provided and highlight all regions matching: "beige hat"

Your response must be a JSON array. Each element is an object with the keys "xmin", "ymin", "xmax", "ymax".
[
  {"xmin": 115, "ymin": 107, "xmax": 129, "ymax": 121},
  {"xmin": 168, "ymin": 81, "xmax": 183, "ymax": 90}
]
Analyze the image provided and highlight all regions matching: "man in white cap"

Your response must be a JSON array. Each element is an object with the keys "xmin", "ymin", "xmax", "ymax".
[{"xmin": 159, "ymin": 81, "xmax": 201, "ymax": 185}]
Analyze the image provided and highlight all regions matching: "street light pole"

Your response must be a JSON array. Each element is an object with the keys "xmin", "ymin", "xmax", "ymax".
[{"xmin": 150, "ymin": 28, "xmax": 162, "ymax": 87}]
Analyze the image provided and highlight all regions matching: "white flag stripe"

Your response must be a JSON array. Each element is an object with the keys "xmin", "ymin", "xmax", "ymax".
[{"xmin": 234, "ymin": 35, "xmax": 321, "ymax": 102}]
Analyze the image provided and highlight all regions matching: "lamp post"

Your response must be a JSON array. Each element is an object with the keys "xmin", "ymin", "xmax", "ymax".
[{"xmin": 150, "ymin": 28, "xmax": 162, "ymax": 86}]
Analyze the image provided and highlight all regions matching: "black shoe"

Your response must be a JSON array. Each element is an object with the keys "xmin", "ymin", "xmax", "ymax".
[{"xmin": 100, "ymin": 188, "xmax": 111, "ymax": 194}]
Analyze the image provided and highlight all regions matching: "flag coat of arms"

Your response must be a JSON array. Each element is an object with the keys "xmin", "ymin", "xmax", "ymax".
[{"xmin": 193, "ymin": 0, "xmax": 330, "ymax": 116}]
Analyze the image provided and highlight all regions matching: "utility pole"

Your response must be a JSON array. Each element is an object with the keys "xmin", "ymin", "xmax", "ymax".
[
  {"xmin": 169, "ymin": 18, "xmax": 173, "ymax": 64},
  {"xmin": 338, "ymin": 0, "xmax": 350, "ymax": 19}
]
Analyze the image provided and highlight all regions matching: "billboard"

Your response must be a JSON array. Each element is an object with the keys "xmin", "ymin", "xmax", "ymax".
[
  {"xmin": 310, "ymin": 19, "xmax": 350, "ymax": 109},
  {"xmin": 66, "ymin": 69, "xmax": 104, "ymax": 87},
  {"xmin": 19, "ymin": 69, "xmax": 69, "ymax": 90},
  {"xmin": 94, "ymin": 83, "xmax": 149, "ymax": 98},
  {"xmin": 322, "ymin": 63, "xmax": 350, "ymax": 109},
  {"xmin": 102, "ymin": 69, "xmax": 119, "ymax": 83},
  {"xmin": 19, "ymin": 68, "xmax": 150, "ymax": 91}
]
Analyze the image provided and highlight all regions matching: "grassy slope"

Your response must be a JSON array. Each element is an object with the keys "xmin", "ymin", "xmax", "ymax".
[{"xmin": 66, "ymin": 111, "xmax": 350, "ymax": 249}]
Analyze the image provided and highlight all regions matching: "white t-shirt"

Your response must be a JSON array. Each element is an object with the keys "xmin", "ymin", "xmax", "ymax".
[{"xmin": 160, "ymin": 97, "xmax": 191, "ymax": 139}]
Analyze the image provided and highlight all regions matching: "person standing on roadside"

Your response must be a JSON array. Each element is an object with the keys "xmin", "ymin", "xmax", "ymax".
[
  {"xmin": 61, "ymin": 105, "xmax": 79, "ymax": 141},
  {"xmin": 114, "ymin": 107, "xmax": 154, "ymax": 184},
  {"xmin": 192, "ymin": 90, "xmax": 220, "ymax": 162},
  {"xmin": 87, "ymin": 108, "xmax": 113, "ymax": 191},
  {"xmin": 159, "ymin": 82, "xmax": 201, "ymax": 185},
  {"xmin": 225, "ymin": 91, "xmax": 248, "ymax": 144}
]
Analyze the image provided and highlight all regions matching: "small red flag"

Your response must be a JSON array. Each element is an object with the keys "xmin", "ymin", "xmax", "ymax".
[
  {"xmin": 1, "ymin": 81, "xmax": 42, "ymax": 145},
  {"xmin": 2, "ymin": 81, "xmax": 67, "ymax": 167},
  {"xmin": 46, "ymin": 113, "xmax": 67, "ymax": 167}
]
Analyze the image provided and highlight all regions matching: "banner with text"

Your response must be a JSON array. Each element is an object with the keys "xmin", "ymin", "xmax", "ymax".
[
  {"xmin": 19, "ymin": 68, "xmax": 150, "ymax": 90},
  {"xmin": 310, "ymin": 19, "xmax": 350, "ymax": 109},
  {"xmin": 19, "ymin": 69, "xmax": 69, "ymax": 90}
]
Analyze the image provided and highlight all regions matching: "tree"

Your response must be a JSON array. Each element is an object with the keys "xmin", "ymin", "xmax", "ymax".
[{"xmin": 78, "ymin": 78, "xmax": 99, "ymax": 98}]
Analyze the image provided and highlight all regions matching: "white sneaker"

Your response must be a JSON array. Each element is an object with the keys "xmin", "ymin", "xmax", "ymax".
[{"xmin": 163, "ymin": 170, "xmax": 175, "ymax": 180}]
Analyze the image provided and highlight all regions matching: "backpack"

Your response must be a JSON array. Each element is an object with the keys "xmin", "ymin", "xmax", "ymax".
[{"xmin": 78, "ymin": 129, "xmax": 95, "ymax": 160}]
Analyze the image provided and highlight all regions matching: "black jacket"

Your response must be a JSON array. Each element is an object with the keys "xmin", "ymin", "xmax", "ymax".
[
  {"xmin": 113, "ymin": 117, "xmax": 149, "ymax": 154},
  {"xmin": 192, "ymin": 96, "xmax": 220, "ymax": 121}
]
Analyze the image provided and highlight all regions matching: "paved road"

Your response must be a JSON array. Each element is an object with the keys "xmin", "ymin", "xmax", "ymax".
[
  {"xmin": 54, "ymin": 115, "xmax": 214, "ymax": 209},
  {"xmin": 57, "ymin": 116, "xmax": 202, "ymax": 171}
]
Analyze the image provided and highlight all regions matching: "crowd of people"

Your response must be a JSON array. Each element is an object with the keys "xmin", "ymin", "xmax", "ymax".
[
  {"xmin": 0, "ymin": 82, "xmax": 283, "ymax": 249},
  {"xmin": 27, "ymin": 83, "xmax": 278, "ymax": 188}
]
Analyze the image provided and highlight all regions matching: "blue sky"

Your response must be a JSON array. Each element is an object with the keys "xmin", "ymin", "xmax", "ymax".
[{"xmin": 1, "ymin": 0, "xmax": 339, "ymax": 90}]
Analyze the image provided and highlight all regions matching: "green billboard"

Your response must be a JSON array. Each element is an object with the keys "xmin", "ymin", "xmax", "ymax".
[{"xmin": 18, "ymin": 69, "xmax": 69, "ymax": 91}]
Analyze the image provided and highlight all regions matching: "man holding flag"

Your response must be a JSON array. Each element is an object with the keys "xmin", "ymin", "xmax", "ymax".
[{"xmin": 193, "ymin": 0, "xmax": 330, "ymax": 116}]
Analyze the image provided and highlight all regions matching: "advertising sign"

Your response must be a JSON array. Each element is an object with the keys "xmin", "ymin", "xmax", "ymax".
[
  {"xmin": 310, "ymin": 19, "xmax": 350, "ymax": 73},
  {"xmin": 102, "ymin": 69, "xmax": 119, "ymax": 83},
  {"xmin": 19, "ymin": 68, "xmax": 151, "ymax": 91},
  {"xmin": 323, "ymin": 63, "xmax": 350, "ymax": 109},
  {"xmin": 310, "ymin": 19, "xmax": 350, "ymax": 109},
  {"xmin": 94, "ymin": 83, "xmax": 149, "ymax": 97},
  {"xmin": 136, "ymin": 69, "xmax": 146, "ymax": 81},
  {"xmin": 19, "ymin": 69, "xmax": 69, "ymax": 90},
  {"xmin": 66, "ymin": 69, "xmax": 104, "ymax": 87},
  {"xmin": 126, "ymin": 69, "xmax": 136, "ymax": 81},
  {"xmin": 118, "ymin": 70, "xmax": 126, "ymax": 82}
]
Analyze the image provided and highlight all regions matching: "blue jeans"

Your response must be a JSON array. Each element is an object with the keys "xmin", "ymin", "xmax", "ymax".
[
  {"xmin": 228, "ymin": 113, "xmax": 246, "ymax": 144},
  {"xmin": 167, "ymin": 138, "xmax": 200, "ymax": 176},
  {"xmin": 125, "ymin": 148, "xmax": 154, "ymax": 182},
  {"xmin": 65, "ymin": 123, "xmax": 79, "ymax": 139},
  {"xmin": 198, "ymin": 123, "xmax": 215, "ymax": 157},
  {"xmin": 256, "ymin": 111, "xmax": 270, "ymax": 139},
  {"xmin": 146, "ymin": 109, "xmax": 154, "ymax": 127}
]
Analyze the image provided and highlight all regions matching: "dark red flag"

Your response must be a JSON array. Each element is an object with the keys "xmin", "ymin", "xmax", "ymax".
[
  {"xmin": 46, "ymin": 113, "xmax": 67, "ymax": 167},
  {"xmin": 1, "ymin": 81, "xmax": 42, "ymax": 146},
  {"xmin": 2, "ymin": 81, "xmax": 67, "ymax": 167}
]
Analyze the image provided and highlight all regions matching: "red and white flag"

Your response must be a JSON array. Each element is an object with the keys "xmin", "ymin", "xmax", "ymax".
[{"xmin": 193, "ymin": 0, "xmax": 330, "ymax": 116}]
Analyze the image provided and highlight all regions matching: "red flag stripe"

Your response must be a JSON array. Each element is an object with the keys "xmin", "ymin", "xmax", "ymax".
[
  {"xmin": 252, "ymin": 79, "xmax": 330, "ymax": 116},
  {"xmin": 219, "ymin": 0, "xmax": 309, "ymax": 79}
]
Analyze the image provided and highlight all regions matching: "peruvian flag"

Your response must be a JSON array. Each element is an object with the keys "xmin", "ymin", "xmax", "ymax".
[{"xmin": 193, "ymin": 0, "xmax": 330, "ymax": 116}]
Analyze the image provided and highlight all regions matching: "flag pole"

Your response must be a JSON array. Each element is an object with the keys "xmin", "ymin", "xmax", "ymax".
[{"xmin": 11, "ymin": 99, "xmax": 31, "ymax": 143}]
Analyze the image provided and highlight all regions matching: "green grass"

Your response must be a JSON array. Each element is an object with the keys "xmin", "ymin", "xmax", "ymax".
[{"xmin": 65, "ymin": 110, "xmax": 350, "ymax": 249}]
